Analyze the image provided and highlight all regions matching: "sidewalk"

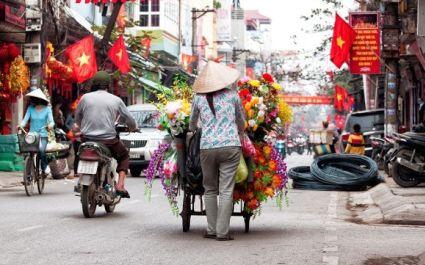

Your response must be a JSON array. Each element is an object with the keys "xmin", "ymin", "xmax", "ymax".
[
  {"xmin": 0, "ymin": 171, "xmax": 23, "ymax": 189},
  {"xmin": 348, "ymin": 176, "xmax": 425, "ymax": 225}
]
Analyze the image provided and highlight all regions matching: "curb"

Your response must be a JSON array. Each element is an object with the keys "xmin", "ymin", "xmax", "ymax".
[{"xmin": 348, "ymin": 183, "xmax": 425, "ymax": 225}]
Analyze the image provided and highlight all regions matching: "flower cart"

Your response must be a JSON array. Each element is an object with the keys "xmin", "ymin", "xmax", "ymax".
[{"xmin": 144, "ymin": 74, "xmax": 292, "ymax": 233}]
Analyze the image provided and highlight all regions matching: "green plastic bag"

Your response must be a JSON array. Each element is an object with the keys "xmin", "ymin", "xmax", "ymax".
[{"xmin": 235, "ymin": 155, "xmax": 248, "ymax": 184}]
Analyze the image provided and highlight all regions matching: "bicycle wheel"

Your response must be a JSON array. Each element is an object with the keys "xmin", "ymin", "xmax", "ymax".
[
  {"xmin": 23, "ymin": 156, "xmax": 35, "ymax": 196},
  {"xmin": 35, "ymin": 155, "xmax": 45, "ymax": 194}
]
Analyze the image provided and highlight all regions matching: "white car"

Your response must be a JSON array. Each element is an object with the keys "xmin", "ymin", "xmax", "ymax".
[{"xmin": 120, "ymin": 104, "xmax": 170, "ymax": 177}]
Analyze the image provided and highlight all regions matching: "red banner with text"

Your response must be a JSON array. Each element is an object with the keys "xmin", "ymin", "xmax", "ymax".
[{"xmin": 349, "ymin": 12, "xmax": 381, "ymax": 75}]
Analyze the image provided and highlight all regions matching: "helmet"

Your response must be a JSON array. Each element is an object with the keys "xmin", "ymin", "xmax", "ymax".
[{"xmin": 91, "ymin": 71, "xmax": 111, "ymax": 90}]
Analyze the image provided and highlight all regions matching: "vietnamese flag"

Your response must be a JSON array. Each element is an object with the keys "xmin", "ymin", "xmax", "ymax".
[
  {"xmin": 66, "ymin": 35, "xmax": 97, "ymax": 83},
  {"xmin": 334, "ymin": 85, "xmax": 348, "ymax": 112},
  {"xmin": 108, "ymin": 35, "xmax": 131, "ymax": 74},
  {"xmin": 330, "ymin": 14, "xmax": 356, "ymax": 68}
]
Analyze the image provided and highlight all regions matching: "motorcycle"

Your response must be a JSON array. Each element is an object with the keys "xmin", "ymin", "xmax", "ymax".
[
  {"xmin": 390, "ymin": 132, "xmax": 425, "ymax": 187},
  {"xmin": 75, "ymin": 125, "xmax": 131, "ymax": 218},
  {"xmin": 370, "ymin": 136, "xmax": 395, "ymax": 173},
  {"xmin": 286, "ymin": 140, "xmax": 294, "ymax": 156}
]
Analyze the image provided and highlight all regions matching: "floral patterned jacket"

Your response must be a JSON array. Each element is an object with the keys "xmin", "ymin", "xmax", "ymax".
[{"xmin": 189, "ymin": 88, "xmax": 245, "ymax": 150}]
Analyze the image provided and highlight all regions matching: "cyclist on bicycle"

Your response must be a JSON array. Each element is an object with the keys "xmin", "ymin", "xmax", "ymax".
[
  {"xmin": 75, "ymin": 71, "xmax": 137, "ymax": 198},
  {"xmin": 20, "ymin": 89, "xmax": 55, "ymax": 177}
]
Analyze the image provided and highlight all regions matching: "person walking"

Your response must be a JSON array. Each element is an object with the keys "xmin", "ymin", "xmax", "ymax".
[
  {"xmin": 344, "ymin": 123, "xmax": 365, "ymax": 155},
  {"xmin": 189, "ymin": 61, "xmax": 245, "ymax": 241},
  {"xmin": 20, "ymin": 89, "xmax": 55, "ymax": 177}
]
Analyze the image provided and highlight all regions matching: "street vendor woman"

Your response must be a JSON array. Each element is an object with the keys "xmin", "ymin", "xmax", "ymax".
[
  {"xmin": 20, "ymin": 89, "xmax": 55, "ymax": 177},
  {"xmin": 189, "ymin": 61, "xmax": 245, "ymax": 241}
]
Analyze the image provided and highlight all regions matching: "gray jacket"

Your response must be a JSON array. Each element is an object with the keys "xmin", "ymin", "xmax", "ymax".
[{"xmin": 75, "ymin": 90, "xmax": 137, "ymax": 140}]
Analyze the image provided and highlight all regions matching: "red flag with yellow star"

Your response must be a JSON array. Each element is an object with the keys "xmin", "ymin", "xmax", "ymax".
[
  {"xmin": 108, "ymin": 35, "xmax": 131, "ymax": 74},
  {"xmin": 330, "ymin": 14, "xmax": 356, "ymax": 68},
  {"xmin": 66, "ymin": 35, "xmax": 97, "ymax": 83},
  {"xmin": 334, "ymin": 85, "xmax": 348, "ymax": 111}
]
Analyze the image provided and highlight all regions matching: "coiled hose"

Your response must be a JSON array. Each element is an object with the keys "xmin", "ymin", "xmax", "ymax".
[{"xmin": 289, "ymin": 154, "xmax": 380, "ymax": 191}]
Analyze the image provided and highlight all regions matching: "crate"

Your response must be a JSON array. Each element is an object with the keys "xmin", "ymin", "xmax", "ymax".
[{"xmin": 309, "ymin": 130, "xmax": 334, "ymax": 145}]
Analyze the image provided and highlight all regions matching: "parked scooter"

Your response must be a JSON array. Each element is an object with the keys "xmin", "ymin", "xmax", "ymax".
[
  {"xmin": 390, "ymin": 132, "xmax": 425, "ymax": 187},
  {"xmin": 370, "ymin": 136, "xmax": 395, "ymax": 172},
  {"xmin": 286, "ymin": 140, "xmax": 294, "ymax": 156}
]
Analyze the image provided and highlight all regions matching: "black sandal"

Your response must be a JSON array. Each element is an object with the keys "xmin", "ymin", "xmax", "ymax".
[
  {"xmin": 216, "ymin": 234, "xmax": 234, "ymax": 241},
  {"xmin": 203, "ymin": 231, "xmax": 216, "ymax": 239},
  {"xmin": 115, "ymin": 189, "xmax": 130, "ymax": 198}
]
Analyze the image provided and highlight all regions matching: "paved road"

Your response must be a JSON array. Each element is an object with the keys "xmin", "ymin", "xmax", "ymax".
[{"xmin": 1, "ymin": 153, "xmax": 425, "ymax": 265}]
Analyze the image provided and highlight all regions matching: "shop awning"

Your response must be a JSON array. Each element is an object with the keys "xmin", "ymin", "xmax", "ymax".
[{"xmin": 139, "ymin": 76, "xmax": 173, "ymax": 95}]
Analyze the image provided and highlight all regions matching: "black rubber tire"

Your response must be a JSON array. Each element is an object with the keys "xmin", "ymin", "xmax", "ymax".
[
  {"xmin": 130, "ymin": 168, "xmax": 142, "ymax": 178},
  {"xmin": 81, "ymin": 184, "xmax": 97, "ymax": 218},
  {"xmin": 391, "ymin": 149, "xmax": 421, "ymax": 187},
  {"xmin": 24, "ymin": 157, "xmax": 35, "ymax": 197},
  {"xmin": 288, "ymin": 166, "xmax": 315, "ymax": 181},
  {"xmin": 243, "ymin": 212, "xmax": 251, "ymax": 233},
  {"xmin": 105, "ymin": 204, "xmax": 115, "ymax": 213},
  {"xmin": 292, "ymin": 179, "xmax": 367, "ymax": 191},
  {"xmin": 181, "ymin": 192, "xmax": 191, "ymax": 232},
  {"xmin": 311, "ymin": 154, "xmax": 379, "ymax": 187}
]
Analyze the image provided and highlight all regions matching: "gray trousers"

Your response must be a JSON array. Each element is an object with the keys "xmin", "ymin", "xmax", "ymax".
[{"xmin": 200, "ymin": 147, "xmax": 241, "ymax": 237}]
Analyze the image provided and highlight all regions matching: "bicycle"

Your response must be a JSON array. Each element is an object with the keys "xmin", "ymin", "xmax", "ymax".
[{"xmin": 17, "ymin": 127, "xmax": 46, "ymax": 196}]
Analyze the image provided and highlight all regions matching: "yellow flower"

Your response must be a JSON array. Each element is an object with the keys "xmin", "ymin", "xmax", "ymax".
[
  {"xmin": 272, "ymin": 83, "xmax": 282, "ymax": 91},
  {"xmin": 277, "ymin": 98, "xmax": 293, "ymax": 124},
  {"xmin": 249, "ymin": 80, "xmax": 261, "ymax": 88},
  {"xmin": 181, "ymin": 100, "xmax": 191, "ymax": 115}
]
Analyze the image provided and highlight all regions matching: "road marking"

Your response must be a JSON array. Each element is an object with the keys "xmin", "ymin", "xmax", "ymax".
[
  {"xmin": 128, "ymin": 199, "xmax": 140, "ymax": 204},
  {"xmin": 325, "ymin": 235, "xmax": 338, "ymax": 242},
  {"xmin": 17, "ymin": 225, "xmax": 43, "ymax": 232},
  {"xmin": 323, "ymin": 192, "xmax": 339, "ymax": 265},
  {"xmin": 323, "ymin": 246, "xmax": 338, "ymax": 252},
  {"xmin": 323, "ymin": 256, "xmax": 339, "ymax": 265}
]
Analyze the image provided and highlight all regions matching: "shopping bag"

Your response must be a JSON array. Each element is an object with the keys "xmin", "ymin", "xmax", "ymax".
[
  {"xmin": 313, "ymin": 144, "xmax": 332, "ymax": 156},
  {"xmin": 235, "ymin": 155, "xmax": 248, "ymax": 184}
]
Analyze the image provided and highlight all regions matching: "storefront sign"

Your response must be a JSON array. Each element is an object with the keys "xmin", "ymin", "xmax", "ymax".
[
  {"xmin": 216, "ymin": 0, "xmax": 232, "ymax": 41},
  {"xmin": 5, "ymin": 2, "xmax": 25, "ymax": 29},
  {"xmin": 280, "ymin": 95, "xmax": 333, "ymax": 105},
  {"xmin": 349, "ymin": 12, "xmax": 381, "ymax": 74}
]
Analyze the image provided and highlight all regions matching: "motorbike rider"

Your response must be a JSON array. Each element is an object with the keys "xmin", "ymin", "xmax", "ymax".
[{"xmin": 75, "ymin": 71, "xmax": 137, "ymax": 198}]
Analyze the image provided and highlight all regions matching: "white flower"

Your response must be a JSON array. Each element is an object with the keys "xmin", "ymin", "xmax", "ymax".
[
  {"xmin": 248, "ymin": 119, "xmax": 256, "ymax": 127},
  {"xmin": 165, "ymin": 100, "xmax": 182, "ymax": 115},
  {"xmin": 258, "ymin": 110, "xmax": 265, "ymax": 117},
  {"xmin": 259, "ymin": 97, "xmax": 264, "ymax": 104},
  {"xmin": 276, "ymin": 117, "xmax": 282, "ymax": 124},
  {"xmin": 259, "ymin": 104, "xmax": 266, "ymax": 110}
]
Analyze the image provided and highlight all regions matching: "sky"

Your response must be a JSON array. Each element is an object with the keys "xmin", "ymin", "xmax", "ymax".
[{"xmin": 241, "ymin": 0, "xmax": 358, "ymax": 52}]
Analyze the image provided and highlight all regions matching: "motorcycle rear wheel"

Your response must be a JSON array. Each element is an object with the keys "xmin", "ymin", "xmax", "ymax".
[
  {"xmin": 392, "ymin": 149, "xmax": 421, "ymax": 187},
  {"xmin": 81, "ymin": 184, "xmax": 97, "ymax": 218}
]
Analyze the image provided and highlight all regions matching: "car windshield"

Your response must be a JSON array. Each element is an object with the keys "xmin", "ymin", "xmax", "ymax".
[
  {"xmin": 130, "ymin": 110, "xmax": 159, "ymax": 128},
  {"xmin": 345, "ymin": 112, "xmax": 384, "ymax": 132}
]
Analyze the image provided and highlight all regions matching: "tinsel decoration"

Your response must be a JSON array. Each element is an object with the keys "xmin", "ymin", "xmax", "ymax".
[{"xmin": 9, "ymin": 56, "xmax": 30, "ymax": 95}]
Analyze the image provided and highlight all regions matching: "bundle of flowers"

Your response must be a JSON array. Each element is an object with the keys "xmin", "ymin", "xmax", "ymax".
[
  {"xmin": 238, "ymin": 73, "xmax": 285, "ymax": 142},
  {"xmin": 157, "ymin": 99, "xmax": 191, "ymax": 136},
  {"xmin": 144, "ymin": 143, "xmax": 180, "ymax": 216},
  {"xmin": 234, "ymin": 74, "xmax": 291, "ymax": 214}
]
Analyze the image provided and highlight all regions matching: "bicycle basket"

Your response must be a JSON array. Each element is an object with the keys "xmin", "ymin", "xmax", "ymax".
[{"xmin": 17, "ymin": 132, "xmax": 40, "ymax": 153}]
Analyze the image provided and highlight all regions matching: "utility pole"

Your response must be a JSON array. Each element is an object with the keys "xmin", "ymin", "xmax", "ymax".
[{"xmin": 191, "ymin": 8, "xmax": 215, "ymax": 70}]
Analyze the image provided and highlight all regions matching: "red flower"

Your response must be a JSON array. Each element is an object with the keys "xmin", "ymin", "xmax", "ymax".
[{"xmin": 262, "ymin": 73, "xmax": 274, "ymax": 83}]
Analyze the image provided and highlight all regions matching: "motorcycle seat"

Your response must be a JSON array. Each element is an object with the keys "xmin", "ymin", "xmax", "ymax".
[
  {"xmin": 399, "ymin": 132, "xmax": 425, "ymax": 148},
  {"xmin": 80, "ymin": 142, "xmax": 112, "ymax": 157}
]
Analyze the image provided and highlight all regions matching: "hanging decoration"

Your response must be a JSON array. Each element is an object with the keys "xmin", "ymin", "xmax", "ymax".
[{"xmin": 9, "ymin": 56, "xmax": 30, "ymax": 95}]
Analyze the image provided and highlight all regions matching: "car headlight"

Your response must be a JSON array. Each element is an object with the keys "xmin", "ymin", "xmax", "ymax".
[{"xmin": 25, "ymin": 133, "xmax": 37, "ymax": 145}]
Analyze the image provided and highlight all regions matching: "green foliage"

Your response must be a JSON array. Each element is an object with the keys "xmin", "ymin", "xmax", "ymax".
[{"xmin": 213, "ymin": 0, "xmax": 222, "ymax": 9}]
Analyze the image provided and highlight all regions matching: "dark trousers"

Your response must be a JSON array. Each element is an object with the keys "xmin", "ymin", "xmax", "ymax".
[
  {"xmin": 82, "ymin": 137, "xmax": 129, "ymax": 173},
  {"xmin": 73, "ymin": 141, "xmax": 81, "ymax": 172}
]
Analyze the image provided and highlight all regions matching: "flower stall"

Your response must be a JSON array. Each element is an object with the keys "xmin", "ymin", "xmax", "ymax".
[{"xmin": 145, "ymin": 73, "xmax": 292, "ymax": 231}]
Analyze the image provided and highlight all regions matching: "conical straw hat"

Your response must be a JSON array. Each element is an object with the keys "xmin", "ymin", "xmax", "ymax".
[
  {"xmin": 193, "ymin": 61, "xmax": 240, "ymax": 93},
  {"xmin": 25, "ymin": 88, "xmax": 49, "ymax": 103}
]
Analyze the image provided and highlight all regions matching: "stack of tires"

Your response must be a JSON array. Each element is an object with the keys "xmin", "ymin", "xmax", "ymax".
[
  {"xmin": 289, "ymin": 154, "xmax": 381, "ymax": 191},
  {"xmin": 0, "ymin": 134, "xmax": 24, "ymax": 172}
]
